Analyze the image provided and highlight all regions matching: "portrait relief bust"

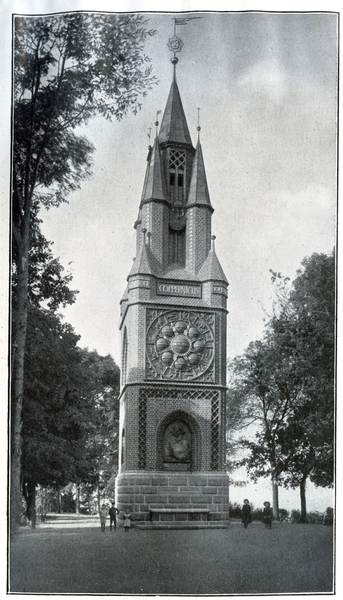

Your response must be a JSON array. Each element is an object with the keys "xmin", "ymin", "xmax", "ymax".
[{"xmin": 163, "ymin": 420, "xmax": 191, "ymax": 464}]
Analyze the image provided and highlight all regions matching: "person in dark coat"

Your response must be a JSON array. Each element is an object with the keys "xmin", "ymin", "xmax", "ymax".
[
  {"xmin": 109, "ymin": 502, "xmax": 120, "ymax": 531},
  {"xmin": 263, "ymin": 501, "xmax": 273, "ymax": 529},
  {"xmin": 242, "ymin": 498, "xmax": 252, "ymax": 528}
]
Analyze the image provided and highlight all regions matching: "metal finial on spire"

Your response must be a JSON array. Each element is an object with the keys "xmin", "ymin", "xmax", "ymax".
[
  {"xmin": 167, "ymin": 17, "xmax": 203, "ymax": 72},
  {"xmin": 211, "ymin": 235, "xmax": 216, "ymax": 250},
  {"xmin": 197, "ymin": 107, "xmax": 201, "ymax": 140},
  {"xmin": 155, "ymin": 110, "xmax": 161, "ymax": 136},
  {"xmin": 167, "ymin": 19, "xmax": 184, "ymax": 58}
]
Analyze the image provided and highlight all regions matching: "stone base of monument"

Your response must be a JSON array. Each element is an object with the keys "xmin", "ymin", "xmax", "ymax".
[{"xmin": 115, "ymin": 471, "xmax": 230, "ymax": 529}]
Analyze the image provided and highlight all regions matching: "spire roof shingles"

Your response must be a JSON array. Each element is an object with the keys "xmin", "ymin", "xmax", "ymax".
[
  {"xmin": 158, "ymin": 78, "xmax": 193, "ymax": 146},
  {"xmin": 186, "ymin": 140, "xmax": 213, "ymax": 210}
]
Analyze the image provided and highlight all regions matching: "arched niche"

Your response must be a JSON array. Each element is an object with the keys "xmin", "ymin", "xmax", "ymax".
[{"xmin": 156, "ymin": 410, "xmax": 202, "ymax": 471}]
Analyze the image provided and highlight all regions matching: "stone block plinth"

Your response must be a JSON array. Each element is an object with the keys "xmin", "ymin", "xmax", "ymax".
[{"xmin": 116, "ymin": 471, "xmax": 230, "ymax": 526}]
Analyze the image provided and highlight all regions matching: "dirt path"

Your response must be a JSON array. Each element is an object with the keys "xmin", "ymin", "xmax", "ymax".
[{"xmin": 9, "ymin": 516, "xmax": 334, "ymax": 594}]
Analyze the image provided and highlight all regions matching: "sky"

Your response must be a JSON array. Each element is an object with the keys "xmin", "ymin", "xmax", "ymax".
[
  {"xmin": 0, "ymin": 1, "xmax": 338, "ymax": 519},
  {"xmin": 38, "ymin": 10, "xmax": 337, "ymax": 366}
]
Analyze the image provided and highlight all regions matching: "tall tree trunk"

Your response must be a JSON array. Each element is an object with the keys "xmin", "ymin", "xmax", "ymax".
[
  {"xmin": 26, "ymin": 481, "xmax": 36, "ymax": 528},
  {"xmin": 300, "ymin": 475, "xmax": 307, "ymax": 523},
  {"xmin": 272, "ymin": 475, "xmax": 279, "ymax": 520},
  {"xmin": 11, "ymin": 241, "xmax": 29, "ymax": 532}
]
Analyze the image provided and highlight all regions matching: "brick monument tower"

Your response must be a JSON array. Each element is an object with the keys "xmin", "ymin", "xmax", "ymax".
[{"xmin": 115, "ymin": 28, "xmax": 230, "ymax": 527}]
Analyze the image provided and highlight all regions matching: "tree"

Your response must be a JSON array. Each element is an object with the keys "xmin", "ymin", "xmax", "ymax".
[
  {"xmin": 227, "ymin": 334, "xmax": 304, "ymax": 518},
  {"xmin": 12, "ymin": 203, "xmax": 78, "ymax": 310},
  {"xmin": 75, "ymin": 351, "xmax": 120, "ymax": 511},
  {"xmin": 270, "ymin": 252, "xmax": 335, "ymax": 519},
  {"xmin": 11, "ymin": 12, "xmax": 157, "ymax": 528},
  {"xmin": 21, "ymin": 308, "xmax": 121, "ymax": 521},
  {"xmin": 227, "ymin": 251, "xmax": 335, "ymax": 520},
  {"xmin": 21, "ymin": 307, "xmax": 94, "ymax": 521}
]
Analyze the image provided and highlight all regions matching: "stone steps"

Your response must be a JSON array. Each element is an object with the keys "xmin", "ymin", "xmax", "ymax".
[{"xmin": 133, "ymin": 521, "xmax": 229, "ymax": 530}]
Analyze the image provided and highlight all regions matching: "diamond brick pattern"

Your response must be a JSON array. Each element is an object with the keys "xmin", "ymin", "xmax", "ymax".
[
  {"xmin": 138, "ymin": 393, "xmax": 147, "ymax": 469},
  {"xmin": 211, "ymin": 395, "xmax": 220, "ymax": 470}
]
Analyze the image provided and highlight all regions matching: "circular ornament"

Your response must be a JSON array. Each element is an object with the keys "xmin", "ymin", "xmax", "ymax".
[
  {"xmin": 174, "ymin": 321, "xmax": 187, "ymax": 334},
  {"xmin": 156, "ymin": 337, "xmax": 170, "ymax": 352},
  {"xmin": 161, "ymin": 351, "xmax": 174, "ymax": 366},
  {"xmin": 171, "ymin": 335, "xmax": 190, "ymax": 355},
  {"xmin": 146, "ymin": 310, "xmax": 214, "ymax": 380},
  {"xmin": 161, "ymin": 325, "xmax": 174, "ymax": 339}
]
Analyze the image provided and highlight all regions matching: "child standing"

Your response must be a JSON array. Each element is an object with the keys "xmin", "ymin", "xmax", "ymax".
[
  {"xmin": 242, "ymin": 499, "xmax": 252, "ymax": 528},
  {"xmin": 100, "ymin": 504, "xmax": 108, "ymax": 532},
  {"xmin": 123, "ymin": 511, "xmax": 131, "ymax": 532},
  {"xmin": 263, "ymin": 501, "xmax": 273, "ymax": 529}
]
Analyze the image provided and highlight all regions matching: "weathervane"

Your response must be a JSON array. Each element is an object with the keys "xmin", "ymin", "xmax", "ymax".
[{"xmin": 167, "ymin": 16, "xmax": 202, "ymax": 67}]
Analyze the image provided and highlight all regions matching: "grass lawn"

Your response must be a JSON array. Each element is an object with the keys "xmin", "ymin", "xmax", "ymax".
[{"xmin": 8, "ymin": 515, "xmax": 334, "ymax": 595}]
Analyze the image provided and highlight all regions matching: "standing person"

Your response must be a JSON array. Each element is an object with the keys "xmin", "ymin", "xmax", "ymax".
[
  {"xmin": 100, "ymin": 504, "xmax": 108, "ymax": 532},
  {"xmin": 123, "ymin": 511, "xmax": 131, "ymax": 532},
  {"xmin": 109, "ymin": 502, "xmax": 120, "ymax": 531},
  {"xmin": 263, "ymin": 501, "xmax": 273, "ymax": 529},
  {"xmin": 242, "ymin": 498, "xmax": 252, "ymax": 528}
]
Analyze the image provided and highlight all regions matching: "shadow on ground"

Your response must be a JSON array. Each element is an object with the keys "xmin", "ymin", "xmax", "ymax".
[{"xmin": 9, "ymin": 514, "xmax": 334, "ymax": 595}]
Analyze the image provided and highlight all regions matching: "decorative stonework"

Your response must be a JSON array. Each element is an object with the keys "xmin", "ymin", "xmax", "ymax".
[
  {"xmin": 211, "ymin": 395, "xmax": 220, "ymax": 470},
  {"xmin": 138, "ymin": 394, "xmax": 147, "ymax": 469},
  {"xmin": 146, "ymin": 309, "xmax": 215, "ymax": 381},
  {"xmin": 163, "ymin": 420, "xmax": 191, "ymax": 465}
]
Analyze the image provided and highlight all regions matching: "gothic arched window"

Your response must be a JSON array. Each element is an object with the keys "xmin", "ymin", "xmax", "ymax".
[
  {"xmin": 169, "ymin": 226, "xmax": 185, "ymax": 265},
  {"xmin": 168, "ymin": 149, "xmax": 185, "ymax": 206}
]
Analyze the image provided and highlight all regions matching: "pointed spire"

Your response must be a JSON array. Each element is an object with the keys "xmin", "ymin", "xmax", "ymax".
[
  {"xmin": 197, "ymin": 236, "xmax": 228, "ymax": 283},
  {"xmin": 128, "ymin": 229, "xmax": 161, "ymax": 278},
  {"xmin": 141, "ymin": 137, "xmax": 166, "ymax": 204},
  {"xmin": 158, "ymin": 77, "xmax": 193, "ymax": 145},
  {"xmin": 186, "ymin": 140, "xmax": 213, "ymax": 210}
]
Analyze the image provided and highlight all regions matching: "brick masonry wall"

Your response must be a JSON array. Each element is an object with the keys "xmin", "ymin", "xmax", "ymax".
[
  {"xmin": 119, "ymin": 385, "xmax": 228, "ymax": 473},
  {"xmin": 141, "ymin": 201, "xmax": 169, "ymax": 271},
  {"xmin": 115, "ymin": 471, "xmax": 230, "ymax": 522},
  {"xmin": 186, "ymin": 207, "xmax": 211, "ymax": 274}
]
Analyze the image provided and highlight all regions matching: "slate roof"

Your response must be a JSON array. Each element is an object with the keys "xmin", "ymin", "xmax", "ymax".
[
  {"xmin": 158, "ymin": 78, "xmax": 193, "ymax": 146},
  {"xmin": 186, "ymin": 140, "xmax": 213, "ymax": 210}
]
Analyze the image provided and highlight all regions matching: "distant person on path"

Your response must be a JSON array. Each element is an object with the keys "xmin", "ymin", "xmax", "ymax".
[
  {"xmin": 262, "ymin": 501, "xmax": 273, "ymax": 529},
  {"xmin": 109, "ymin": 502, "xmax": 120, "ymax": 531},
  {"xmin": 123, "ymin": 511, "xmax": 131, "ymax": 532},
  {"xmin": 100, "ymin": 504, "xmax": 108, "ymax": 532},
  {"xmin": 242, "ymin": 499, "xmax": 252, "ymax": 528}
]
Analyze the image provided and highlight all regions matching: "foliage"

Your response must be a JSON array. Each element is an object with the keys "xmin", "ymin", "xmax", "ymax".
[
  {"xmin": 12, "ymin": 205, "xmax": 78, "ymax": 310},
  {"xmin": 272, "ymin": 252, "xmax": 335, "ymax": 490},
  {"xmin": 227, "ymin": 251, "xmax": 335, "ymax": 521},
  {"xmin": 61, "ymin": 490, "xmax": 77, "ymax": 513},
  {"xmin": 13, "ymin": 12, "xmax": 157, "ymax": 214},
  {"xmin": 228, "ymin": 502, "xmax": 242, "ymax": 519},
  {"xmin": 278, "ymin": 508, "xmax": 290, "ymax": 522},
  {"xmin": 21, "ymin": 304, "xmax": 120, "ymax": 517},
  {"xmin": 227, "ymin": 331, "xmax": 304, "ymax": 481},
  {"xmin": 11, "ymin": 11, "xmax": 157, "ymax": 528},
  {"xmin": 21, "ymin": 307, "xmax": 96, "ymax": 493},
  {"xmin": 76, "ymin": 350, "xmax": 120, "ymax": 509},
  {"xmin": 324, "ymin": 507, "xmax": 334, "ymax": 525}
]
